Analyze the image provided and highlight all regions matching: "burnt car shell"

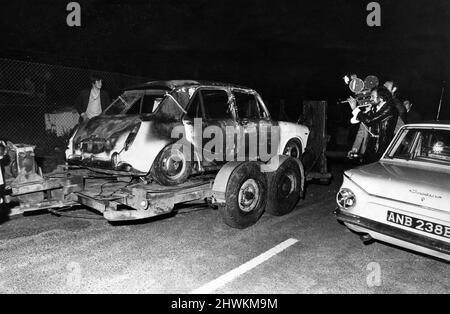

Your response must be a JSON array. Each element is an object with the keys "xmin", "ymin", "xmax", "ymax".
[
  {"xmin": 66, "ymin": 80, "xmax": 310, "ymax": 179},
  {"xmin": 67, "ymin": 99, "xmax": 182, "ymax": 175}
]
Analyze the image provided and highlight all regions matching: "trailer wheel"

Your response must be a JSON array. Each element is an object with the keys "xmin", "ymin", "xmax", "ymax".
[
  {"xmin": 151, "ymin": 144, "xmax": 192, "ymax": 186},
  {"xmin": 266, "ymin": 157, "xmax": 302, "ymax": 216},
  {"xmin": 220, "ymin": 162, "xmax": 267, "ymax": 229}
]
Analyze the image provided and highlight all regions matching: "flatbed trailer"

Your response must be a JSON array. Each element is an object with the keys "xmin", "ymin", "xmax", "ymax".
[
  {"xmin": 3, "ymin": 156, "xmax": 307, "ymax": 228},
  {"xmin": 73, "ymin": 172, "xmax": 215, "ymax": 221},
  {"xmin": 6, "ymin": 166, "xmax": 213, "ymax": 219}
]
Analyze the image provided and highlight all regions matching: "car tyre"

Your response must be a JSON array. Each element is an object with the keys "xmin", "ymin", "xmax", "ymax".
[
  {"xmin": 150, "ymin": 144, "xmax": 193, "ymax": 186},
  {"xmin": 283, "ymin": 138, "xmax": 303, "ymax": 160},
  {"xmin": 220, "ymin": 162, "xmax": 267, "ymax": 229},
  {"xmin": 266, "ymin": 157, "xmax": 302, "ymax": 216}
]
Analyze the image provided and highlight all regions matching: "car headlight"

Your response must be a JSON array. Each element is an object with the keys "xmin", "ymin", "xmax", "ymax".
[{"xmin": 336, "ymin": 188, "xmax": 356, "ymax": 210}]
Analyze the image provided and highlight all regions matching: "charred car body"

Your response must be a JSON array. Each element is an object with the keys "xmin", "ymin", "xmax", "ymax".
[
  {"xmin": 335, "ymin": 122, "xmax": 450, "ymax": 261},
  {"xmin": 66, "ymin": 80, "xmax": 310, "ymax": 186}
]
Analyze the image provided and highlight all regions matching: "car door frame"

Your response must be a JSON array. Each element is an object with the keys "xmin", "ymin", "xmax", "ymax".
[
  {"xmin": 182, "ymin": 86, "xmax": 238, "ymax": 163},
  {"xmin": 231, "ymin": 88, "xmax": 278, "ymax": 161}
]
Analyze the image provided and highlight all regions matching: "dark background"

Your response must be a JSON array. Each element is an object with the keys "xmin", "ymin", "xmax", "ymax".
[{"xmin": 0, "ymin": 0, "xmax": 449, "ymax": 147}]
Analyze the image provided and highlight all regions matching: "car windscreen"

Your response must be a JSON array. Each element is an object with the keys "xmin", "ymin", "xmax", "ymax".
[
  {"xmin": 103, "ymin": 92, "xmax": 142, "ymax": 115},
  {"xmin": 103, "ymin": 90, "xmax": 170, "ymax": 115},
  {"xmin": 103, "ymin": 89, "xmax": 191, "ymax": 119},
  {"xmin": 387, "ymin": 128, "xmax": 450, "ymax": 165}
]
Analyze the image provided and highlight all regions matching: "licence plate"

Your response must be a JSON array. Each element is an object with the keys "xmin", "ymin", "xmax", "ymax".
[{"xmin": 387, "ymin": 211, "xmax": 450, "ymax": 239}]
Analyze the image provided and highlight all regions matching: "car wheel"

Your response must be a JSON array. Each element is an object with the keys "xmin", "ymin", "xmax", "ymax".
[
  {"xmin": 219, "ymin": 162, "xmax": 267, "ymax": 229},
  {"xmin": 151, "ymin": 144, "xmax": 193, "ymax": 186},
  {"xmin": 283, "ymin": 139, "xmax": 302, "ymax": 160},
  {"xmin": 266, "ymin": 157, "xmax": 302, "ymax": 216}
]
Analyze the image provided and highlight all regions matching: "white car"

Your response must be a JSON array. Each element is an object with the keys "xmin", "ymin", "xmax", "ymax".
[
  {"xmin": 66, "ymin": 80, "xmax": 309, "ymax": 185},
  {"xmin": 335, "ymin": 122, "xmax": 450, "ymax": 261}
]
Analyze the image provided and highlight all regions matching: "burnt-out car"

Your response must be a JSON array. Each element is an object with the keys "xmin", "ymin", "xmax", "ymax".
[
  {"xmin": 65, "ymin": 80, "xmax": 310, "ymax": 185},
  {"xmin": 335, "ymin": 122, "xmax": 450, "ymax": 261}
]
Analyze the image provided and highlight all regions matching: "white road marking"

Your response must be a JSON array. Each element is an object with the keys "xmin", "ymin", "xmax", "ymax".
[{"xmin": 190, "ymin": 238, "xmax": 299, "ymax": 294}]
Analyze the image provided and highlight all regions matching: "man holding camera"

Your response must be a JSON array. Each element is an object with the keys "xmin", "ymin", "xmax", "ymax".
[{"xmin": 347, "ymin": 86, "xmax": 398, "ymax": 164}]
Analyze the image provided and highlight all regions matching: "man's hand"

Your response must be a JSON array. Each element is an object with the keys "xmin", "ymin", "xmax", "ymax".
[
  {"xmin": 347, "ymin": 96, "xmax": 357, "ymax": 110},
  {"xmin": 347, "ymin": 148, "xmax": 358, "ymax": 158},
  {"xmin": 79, "ymin": 112, "xmax": 89, "ymax": 124}
]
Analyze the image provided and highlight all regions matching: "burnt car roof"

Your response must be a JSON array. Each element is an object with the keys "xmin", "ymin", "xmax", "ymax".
[{"xmin": 123, "ymin": 80, "xmax": 253, "ymax": 92}]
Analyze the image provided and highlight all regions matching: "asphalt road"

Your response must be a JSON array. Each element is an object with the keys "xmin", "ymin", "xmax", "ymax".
[{"xmin": 0, "ymin": 161, "xmax": 449, "ymax": 294}]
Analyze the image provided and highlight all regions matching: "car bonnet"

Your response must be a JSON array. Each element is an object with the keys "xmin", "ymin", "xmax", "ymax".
[
  {"xmin": 345, "ymin": 161, "xmax": 450, "ymax": 212},
  {"xmin": 73, "ymin": 115, "xmax": 142, "ymax": 145}
]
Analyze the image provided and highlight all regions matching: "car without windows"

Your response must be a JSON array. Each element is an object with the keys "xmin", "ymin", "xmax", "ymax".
[{"xmin": 66, "ymin": 80, "xmax": 310, "ymax": 186}]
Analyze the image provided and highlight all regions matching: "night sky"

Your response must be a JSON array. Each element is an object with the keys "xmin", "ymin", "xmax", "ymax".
[{"xmin": 1, "ymin": 0, "xmax": 449, "ymax": 121}]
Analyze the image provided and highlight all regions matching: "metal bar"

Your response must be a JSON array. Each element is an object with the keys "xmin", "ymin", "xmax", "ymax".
[{"xmin": 436, "ymin": 81, "xmax": 445, "ymax": 121}]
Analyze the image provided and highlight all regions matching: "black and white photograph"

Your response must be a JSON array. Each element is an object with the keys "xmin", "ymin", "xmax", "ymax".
[{"xmin": 0, "ymin": 0, "xmax": 449, "ymax": 297}]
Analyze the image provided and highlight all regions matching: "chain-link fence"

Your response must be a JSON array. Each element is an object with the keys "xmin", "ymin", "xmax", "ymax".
[{"xmin": 0, "ymin": 58, "xmax": 148, "ymax": 169}]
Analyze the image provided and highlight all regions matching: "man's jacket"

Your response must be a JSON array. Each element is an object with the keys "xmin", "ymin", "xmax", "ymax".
[
  {"xmin": 352, "ymin": 123, "xmax": 369, "ymax": 154},
  {"xmin": 75, "ymin": 89, "xmax": 111, "ymax": 114},
  {"xmin": 356, "ymin": 100, "xmax": 399, "ymax": 155}
]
